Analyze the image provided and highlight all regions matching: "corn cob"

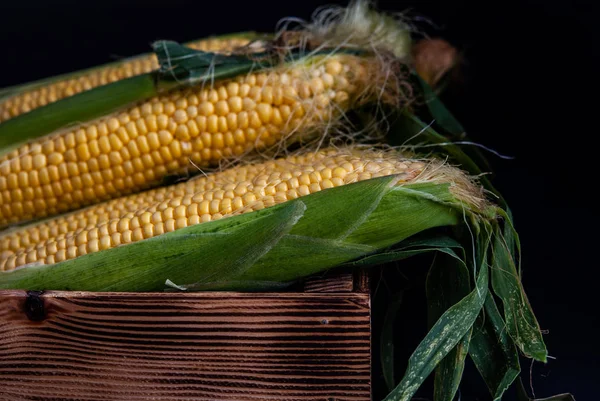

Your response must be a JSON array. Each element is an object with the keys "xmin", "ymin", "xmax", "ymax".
[
  {"xmin": 0, "ymin": 35, "xmax": 253, "ymax": 123},
  {"xmin": 0, "ymin": 53, "xmax": 384, "ymax": 227},
  {"xmin": 0, "ymin": 147, "xmax": 434, "ymax": 271}
]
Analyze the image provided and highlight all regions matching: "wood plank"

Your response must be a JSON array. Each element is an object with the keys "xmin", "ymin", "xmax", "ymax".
[{"xmin": 0, "ymin": 290, "xmax": 371, "ymax": 401}]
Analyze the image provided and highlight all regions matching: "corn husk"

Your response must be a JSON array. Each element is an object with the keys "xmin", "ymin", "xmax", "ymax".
[{"xmin": 0, "ymin": 175, "xmax": 479, "ymax": 291}]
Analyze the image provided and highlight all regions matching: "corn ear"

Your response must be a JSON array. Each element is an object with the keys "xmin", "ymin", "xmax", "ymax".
[
  {"xmin": 0, "ymin": 147, "xmax": 465, "ymax": 269},
  {"xmin": 0, "ymin": 172, "xmax": 485, "ymax": 291}
]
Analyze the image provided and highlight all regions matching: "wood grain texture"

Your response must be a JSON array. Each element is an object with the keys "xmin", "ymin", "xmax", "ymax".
[
  {"xmin": 354, "ymin": 272, "xmax": 370, "ymax": 294},
  {"xmin": 304, "ymin": 273, "xmax": 354, "ymax": 293},
  {"xmin": 0, "ymin": 289, "xmax": 371, "ymax": 401}
]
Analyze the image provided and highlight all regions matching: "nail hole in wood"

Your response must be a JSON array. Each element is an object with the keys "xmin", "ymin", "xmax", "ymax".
[{"xmin": 24, "ymin": 291, "xmax": 46, "ymax": 322}]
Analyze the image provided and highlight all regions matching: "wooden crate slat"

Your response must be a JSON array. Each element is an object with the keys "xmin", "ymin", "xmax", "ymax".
[{"xmin": 0, "ymin": 289, "xmax": 371, "ymax": 401}]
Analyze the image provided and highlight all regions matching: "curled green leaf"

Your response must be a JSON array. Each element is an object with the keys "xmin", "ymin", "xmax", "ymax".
[
  {"xmin": 426, "ymin": 251, "xmax": 472, "ymax": 401},
  {"xmin": 490, "ymin": 224, "xmax": 547, "ymax": 362},
  {"xmin": 383, "ymin": 232, "xmax": 490, "ymax": 401},
  {"xmin": 470, "ymin": 294, "xmax": 521, "ymax": 401}
]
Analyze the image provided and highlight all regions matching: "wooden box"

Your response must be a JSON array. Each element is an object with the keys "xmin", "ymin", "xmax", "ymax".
[{"xmin": 0, "ymin": 273, "xmax": 371, "ymax": 400}]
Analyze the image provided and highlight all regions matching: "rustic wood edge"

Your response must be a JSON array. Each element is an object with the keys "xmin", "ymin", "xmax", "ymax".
[{"xmin": 0, "ymin": 289, "xmax": 371, "ymax": 300}]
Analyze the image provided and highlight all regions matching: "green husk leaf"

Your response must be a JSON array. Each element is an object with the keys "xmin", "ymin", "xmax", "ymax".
[
  {"xmin": 397, "ymin": 234, "xmax": 464, "ymax": 250},
  {"xmin": 0, "ymin": 199, "xmax": 305, "ymax": 292},
  {"xmin": 171, "ymin": 200, "xmax": 306, "ymax": 291},
  {"xmin": 0, "ymin": 177, "xmax": 480, "ymax": 292},
  {"xmin": 381, "ymin": 291, "xmax": 404, "ymax": 391},
  {"xmin": 236, "ymin": 181, "xmax": 466, "ymax": 287},
  {"xmin": 435, "ymin": 330, "xmax": 471, "ymax": 401},
  {"xmin": 211, "ymin": 180, "xmax": 469, "ymax": 290},
  {"xmin": 469, "ymin": 294, "xmax": 521, "ymax": 400},
  {"xmin": 383, "ymin": 230, "xmax": 491, "ymax": 401},
  {"xmin": 341, "ymin": 247, "xmax": 456, "ymax": 268},
  {"xmin": 426, "ymin": 250, "xmax": 472, "ymax": 401},
  {"xmin": 340, "ymin": 235, "xmax": 463, "ymax": 268},
  {"xmin": 490, "ymin": 221, "xmax": 547, "ymax": 362},
  {"xmin": 152, "ymin": 40, "xmax": 257, "ymax": 85}
]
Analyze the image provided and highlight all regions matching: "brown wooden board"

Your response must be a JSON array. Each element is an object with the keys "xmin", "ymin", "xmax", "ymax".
[{"xmin": 0, "ymin": 283, "xmax": 371, "ymax": 401}]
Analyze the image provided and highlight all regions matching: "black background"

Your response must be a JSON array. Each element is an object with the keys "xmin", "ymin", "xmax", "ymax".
[{"xmin": 0, "ymin": 0, "xmax": 597, "ymax": 399}]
